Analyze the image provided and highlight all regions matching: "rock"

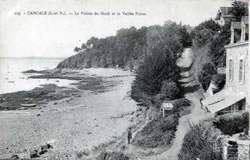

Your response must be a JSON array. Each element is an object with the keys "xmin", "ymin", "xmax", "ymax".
[
  {"xmin": 36, "ymin": 114, "xmax": 41, "ymax": 116},
  {"xmin": 30, "ymin": 150, "xmax": 40, "ymax": 158},
  {"xmin": 40, "ymin": 144, "xmax": 52, "ymax": 150},
  {"xmin": 137, "ymin": 108, "xmax": 142, "ymax": 112},
  {"xmin": 53, "ymin": 102, "xmax": 58, "ymax": 105},
  {"xmin": 0, "ymin": 98, "xmax": 6, "ymax": 103},
  {"xmin": 10, "ymin": 154, "xmax": 19, "ymax": 160},
  {"xmin": 39, "ymin": 149, "xmax": 47, "ymax": 155},
  {"xmin": 87, "ymin": 132, "xmax": 92, "ymax": 135}
]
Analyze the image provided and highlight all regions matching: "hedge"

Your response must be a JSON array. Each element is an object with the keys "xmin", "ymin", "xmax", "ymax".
[
  {"xmin": 178, "ymin": 120, "xmax": 222, "ymax": 160},
  {"xmin": 214, "ymin": 111, "xmax": 249, "ymax": 136}
]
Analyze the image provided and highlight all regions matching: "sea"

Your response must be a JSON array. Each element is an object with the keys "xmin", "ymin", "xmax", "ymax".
[{"xmin": 0, "ymin": 57, "xmax": 76, "ymax": 94}]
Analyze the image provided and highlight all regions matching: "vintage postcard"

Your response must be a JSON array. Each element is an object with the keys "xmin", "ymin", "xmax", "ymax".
[{"xmin": 0, "ymin": 0, "xmax": 249, "ymax": 159}]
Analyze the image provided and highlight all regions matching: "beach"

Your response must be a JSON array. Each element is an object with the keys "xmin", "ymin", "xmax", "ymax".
[{"xmin": 0, "ymin": 68, "xmax": 137, "ymax": 159}]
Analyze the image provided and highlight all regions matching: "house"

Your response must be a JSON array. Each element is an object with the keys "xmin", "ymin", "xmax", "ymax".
[
  {"xmin": 202, "ymin": 16, "xmax": 249, "ymax": 117},
  {"xmin": 215, "ymin": 7, "xmax": 236, "ymax": 26}
]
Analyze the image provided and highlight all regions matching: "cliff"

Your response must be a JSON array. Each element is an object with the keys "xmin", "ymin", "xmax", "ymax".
[
  {"xmin": 57, "ymin": 23, "xmax": 192, "ymax": 70},
  {"xmin": 57, "ymin": 26, "xmax": 148, "ymax": 69}
]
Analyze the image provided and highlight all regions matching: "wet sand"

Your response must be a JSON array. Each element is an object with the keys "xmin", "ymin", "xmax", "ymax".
[{"xmin": 0, "ymin": 68, "xmax": 137, "ymax": 159}]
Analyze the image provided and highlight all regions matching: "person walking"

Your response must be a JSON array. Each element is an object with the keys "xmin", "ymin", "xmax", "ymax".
[
  {"xmin": 200, "ymin": 97, "xmax": 203, "ymax": 109},
  {"xmin": 128, "ymin": 128, "xmax": 132, "ymax": 144}
]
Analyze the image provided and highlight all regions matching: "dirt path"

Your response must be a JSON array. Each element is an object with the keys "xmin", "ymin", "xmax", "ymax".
[{"xmin": 140, "ymin": 48, "xmax": 210, "ymax": 160}]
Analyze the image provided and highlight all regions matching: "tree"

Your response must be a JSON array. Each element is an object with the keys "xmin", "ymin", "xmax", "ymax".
[
  {"xmin": 81, "ymin": 43, "xmax": 87, "ymax": 50},
  {"xmin": 198, "ymin": 63, "xmax": 217, "ymax": 91},
  {"xmin": 191, "ymin": 19, "xmax": 220, "ymax": 47},
  {"xmin": 86, "ymin": 37, "xmax": 99, "ymax": 48},
  {"xmin": 230, "ymin": 1, "xmax": 248, "ymax": 21},
  {"xmin": 74, "ymin": 46, "xmax": 81, "ymax": 52},
  {"xmin": 208, "ymin": 23, "xmax": 231, "ymax": 67},
  {"xmin": 132, "ymin": 22, "xmax": 189, "ymax": 104}
]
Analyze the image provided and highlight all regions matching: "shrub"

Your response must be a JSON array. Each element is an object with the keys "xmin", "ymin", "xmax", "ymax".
[
  {"xmin": 178, "ymin": 120, "xmax": 222, "ymax": 160},
  {"xmin": 131, "ymin": 22, "xmax": 189, "ymax": 105},
  {"xmin": 212, "ymin": 74, "xmax": 226, "ymax": 93},
  {"xmin": 133, "ymin": 114, "xmax": 179, "ymax": 148},
  {"xmin": 172, "ymin": 98, "xmax": 191, "ymax": 116},
  {"xmin": 96, "ymin": 151, "xmax": 129, "ymax": 160},
  {"xmin": 214, "ymin": 111, "xmax": 249, "ymax": 136},
  {"xmin": 198, "ymin": 62, "xmax": 216, "ymax": 90},
  {"xmin": 160, "ymin": 81, "xmax": 180, "ymax": 100}
]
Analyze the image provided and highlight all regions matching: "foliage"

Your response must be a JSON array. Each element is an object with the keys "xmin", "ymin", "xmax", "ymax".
[
  {"xmin": 81, "ymin": 43, "xmax": 87, "ymax": 50},
  {"xmin": 191, "ymin": 19, "xmax": 220, "ymax": 48},
  {"xmin": 192, "ymin": 1, "xmax": 248, "ymax": 91},
  {"xmin": 214, "ymin": 111, "xmax": 249, "ymax": 136},
  {"xmin": 96, "ymin": 152, "xmax": 129, "ymax": 160},
  {"xmin": 133, "ymin": 114, "xmax": 178, "ymax": 148},
  {"xmin": 74, "ymin": 46, "xmax": 81, "ymax": 52},
  {"xmin": 230, "ymin": 1, "xmax": 249, "ymax": 21},
  {"xmin": 208, "ymin": 23, "xmax": 231, "ymax": 67},
  {"xmin": 160, "ymin": 81, "xmax": 180, "ymax": 100},
  {"xmin": 178, "ymin": 120, "xmax": 222, "ymax": 160},
  {"xmin": 133, "ymin": 98, "xmax": 190, "ymax": 148},
  {"xmin": 198, "ymin": 63, "xmax": 217, "ymax": 90},
  {"xmin": 58, "ymin": 22, "xmax": 191, "ymax": 71},
  {"xmin": 212, "ymin": 74, "xmax": 226, "ymax": 93},
  {"xmin": 172, "ymin": 98, "xmax": 191, "ymax": 116},
  {"xmin": 132, "ymin": 22, "xmax": 190, "ymax": 104}
]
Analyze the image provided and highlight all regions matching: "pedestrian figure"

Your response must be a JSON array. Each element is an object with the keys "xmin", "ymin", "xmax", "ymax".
[
  {"xmin": 128, "ymin": 128, "xmax": 132, "ymax": 144},
  {"xmin": 200, "ymin": 97, "xmax": 203, "ymax": 109}
]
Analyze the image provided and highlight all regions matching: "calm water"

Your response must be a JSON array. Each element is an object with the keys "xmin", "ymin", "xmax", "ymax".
[{"xmin": 0, "ymin": 58, "xmax": 76, "ymax": 94}]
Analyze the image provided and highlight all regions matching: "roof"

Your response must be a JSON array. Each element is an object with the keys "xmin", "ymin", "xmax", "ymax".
[
  {"xmin": 161, "ymin": 102, "xmax": 173, "ymax": 110},
  {"xmin": 220, "ymin": 7, "xmax": 233, "ymax": 16},
  {"xmin": 202, "ymin": 89, "xmax": 246, "ymax": 114},
  {"xmin": 215, "ymin": 7, "xmax": 235, "ymax": 20}
]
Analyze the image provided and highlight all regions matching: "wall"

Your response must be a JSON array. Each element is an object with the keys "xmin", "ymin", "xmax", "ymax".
[
  {"xmin": 225, "ymin": 42, "xmax": 249, "ymax": 108},
  {"xmin": 237, "ymin": 140, "xmax": 250, "ymax": 160}
]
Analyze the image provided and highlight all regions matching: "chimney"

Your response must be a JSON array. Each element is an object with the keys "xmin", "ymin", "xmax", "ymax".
[
  {"xmin": 230, "ymin": 25, "xmax": 235, "ymax": 44},
  {"xmin": 241, "ymin": 18, "xmax": 246, "ymax": 42}
]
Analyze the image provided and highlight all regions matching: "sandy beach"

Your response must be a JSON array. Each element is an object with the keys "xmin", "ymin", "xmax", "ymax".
[{"xmin": 0, "ymin": 68, "xmax": 137, "ymax": 159}]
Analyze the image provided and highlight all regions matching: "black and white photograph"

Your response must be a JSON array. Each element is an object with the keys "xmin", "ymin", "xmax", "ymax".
[{"xmin": 0, "ymin": 0, "xmax": 249, "ymax": 159}]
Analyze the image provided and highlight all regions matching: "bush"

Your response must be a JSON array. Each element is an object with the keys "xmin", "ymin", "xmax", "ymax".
[
  {"xmin": 133, "ymin": 114, "xmax": 178, "ymax": 148},
  {"xmin": 133, "ymin": 98, "xmax": 190, "ymax": 148},
  {"xmin": 131, "ymin": 22, "xmax": 189, "ymax": 104},
  {"xmin": 198, "ymin": 62, "xmax": 216, "ymax": 90},
  {"xmin": 172, "ymin": 98, "xmax": 191, "ymax": 116},
  {"xmin": 178, "ymin": 120, "xmax": 222, "ymax": 160},
  {"xmin": 212, "ymin": 74, "xmax": 226, "ymax": 93},
  {"xmin": 96, "ymin": 152, "xmax": 129, "ymax": 160},
  {"xmin": 160, "ymin": 81, "xmax": 180, "ymax": 100},
  {"xmin": 214, "ymin": 111, "xmax": 249, "ymax": 136}
]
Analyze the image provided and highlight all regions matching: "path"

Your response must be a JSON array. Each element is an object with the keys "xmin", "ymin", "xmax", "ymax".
[{"xmin": 142, "ymin": 48, "xmax": 210, "ymax": 160}]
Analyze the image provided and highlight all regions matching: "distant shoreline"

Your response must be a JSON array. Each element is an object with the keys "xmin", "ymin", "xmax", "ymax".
[{"xmin": 0, "ymin": 57, "xmax": 67, "ymax": 59}]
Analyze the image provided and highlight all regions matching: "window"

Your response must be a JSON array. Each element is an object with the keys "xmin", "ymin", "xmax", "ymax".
[
  {"xmin": 239, "ymin": 59, "xmax": 244, "ymax": 82},
  {"xmin": 229, "ymin": 59, "xmax": 233, "ymax": 81}
]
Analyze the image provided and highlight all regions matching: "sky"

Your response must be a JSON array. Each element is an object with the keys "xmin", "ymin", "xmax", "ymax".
[{"xmin": 0, "ymin": 0, "xmax": 232, "ymax": 58}]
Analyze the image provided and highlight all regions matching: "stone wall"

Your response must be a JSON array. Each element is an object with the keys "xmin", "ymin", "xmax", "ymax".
[{"xmin": 237, "ymin": 140, "xmax": 250, "ymax": 160}]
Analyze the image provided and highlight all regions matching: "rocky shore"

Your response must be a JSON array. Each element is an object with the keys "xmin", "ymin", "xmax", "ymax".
[{"xmin": 0, "ymin": 68, "xmax": 137, "ymax": 159}]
